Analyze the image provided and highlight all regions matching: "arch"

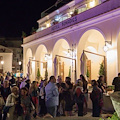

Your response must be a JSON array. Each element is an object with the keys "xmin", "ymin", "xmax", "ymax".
[
  {"xmin": 35, "ymin": 44, "xmax": 48, "ymax": 79},
  {"xmin": 35, "ymin": 44, "xmax": 48, "ymax": 61},
  {"xmin": 52, "ymin": 38, "xmax": 75, "ymax": 81},
  {"xmin": 26, "ymin": 48, "xmax": 33, "ymax": 65},
  {"xmin": 79, "ymin": 27, "xmax": 107, "ymax": 43},
  {"xmin": 53, "ymin": 38, "xmax": 70, "ymax": 57},
  {"xmin": 77, "ymin": 29, "xmax": 106, "ymax": 82}
]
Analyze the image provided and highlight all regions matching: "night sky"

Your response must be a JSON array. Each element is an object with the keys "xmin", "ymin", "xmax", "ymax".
[{"xmin": 0, "ymin": 0, "xmax": 57, "ymax": 38}]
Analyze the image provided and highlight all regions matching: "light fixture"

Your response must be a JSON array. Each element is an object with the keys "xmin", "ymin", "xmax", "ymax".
[
  {"xmin": 69, "ymin": 11, "xmax": 73, "ymax": 15},
  {"xmin": 103, "ymin": 41, "xmax": 112, "ymax": 52},
  {"xmin": 45, "ymin": 54, "xmax": 51, "ymax": 61},
  {"xmin": 1, "ymin": 61, "xmax": 4, "ymax": 65},
  {"xmin": 46, "ymin": 23, "xmax": 50, "ymax": 27},
  {"xmin": 90, "ymin": 0, "xmax": 95, "ymax": 8},
  {"xmin": 19, "ymin": 61, "xmax": 22, "ymax": 65}
]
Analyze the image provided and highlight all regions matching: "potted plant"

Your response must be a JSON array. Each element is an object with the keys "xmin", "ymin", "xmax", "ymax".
[
  {"xmin": 21, "ymin": 31, "xmax": 27, "ymax": 39},
  {"xmin": 37, "ymin": 68, "xmax": 41, "ymax": 81},
  {"xmin": 74, "ymin": 8, "xmax": 78, "ymax": 15},
  {"xmin": 30, "ymin": 27, "xmax": 36, "ymax": 35},
  {"xmin": 68, "ymin": 66, "xmax": 71, "ymax": 77},
  {"xmin": 53, "ymin": 20, "xmax": 59, "ymax": 25},
  {"xmin": 45, "ymin": 69, "xmax": 48, "ymax": 80},
  {"xmin": 71, "ymin": 8, "xmax": 78, "ymax": 17},
  {"xmin": 99, "ymin": 61, "xmax": 105, "ymax": 76}
]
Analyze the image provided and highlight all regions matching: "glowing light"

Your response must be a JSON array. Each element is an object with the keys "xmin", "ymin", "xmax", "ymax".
[
  {"xmin": 19, "ymin": 61, "xmax": 22, "ymax": 65},
  {"xmin": 103, "ymin": 45, "xmax": 109, "ymax": 52},
  {"xmin": 46, "ymin": 23, "xmax": 50, "ymax": 27},
  {"xmin": 45, "ymin": 56, "xmax": 47, "ymax": 61},
  {"xmin": 90, "ymin": 0, "xmax": 95, "ymax": 7},
  {"xmin": 44, "ymin": 54, "xmax": 51, "ymax": 61},
  {"xmin": 1, "ymin": 61, "xmax": 4, "ymax": 65},
  {"xmin": 69, "ymin": 11, "xmax": 73, "ymax": 15},
  {"xmin": 55, "ymin": 15, "xmax": 61, "ymax": 22}
]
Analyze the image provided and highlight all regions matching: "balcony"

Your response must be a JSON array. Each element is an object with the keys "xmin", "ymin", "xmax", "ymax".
[{"xmin": 23, "ymin": 0, "xmax": 120, "ymax": 44}]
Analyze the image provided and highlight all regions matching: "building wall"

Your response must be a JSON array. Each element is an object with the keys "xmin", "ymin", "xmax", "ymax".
[{"xmin": 0, "ymin": 53, "xmax": 13, "ymax": 73}]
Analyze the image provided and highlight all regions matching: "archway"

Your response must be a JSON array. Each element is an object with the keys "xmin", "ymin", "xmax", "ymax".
[
  {"xmin": 52, "ymin": 39, "xmax": 75, "ymax": 82},
  {"xmin": 77, "ymin": 29, "xmax": 106, "ymax": 82},
  {"xmin": 35, "ymin": 45, "xmax": 48, "ymax": 80}
]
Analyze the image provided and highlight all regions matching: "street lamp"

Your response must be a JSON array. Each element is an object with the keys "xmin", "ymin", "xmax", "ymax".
[
  {"xmin": 19, "ymin": 61, "xmax": 22, "ymax": 65},
  {"xmin": 19, "ymin": 61, "xmax": 22, "ymax": 72},
  {"xmin": 1, "ymin": 60, "xmax": 4, "ymax": 73}
]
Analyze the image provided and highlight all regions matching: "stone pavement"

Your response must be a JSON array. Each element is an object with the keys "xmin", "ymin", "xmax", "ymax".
[{"xmin": 31, "ymin": 112, "xmax": 110, "ymax": 120}]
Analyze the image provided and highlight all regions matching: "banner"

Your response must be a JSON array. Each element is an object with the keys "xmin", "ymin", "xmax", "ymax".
[
  {"xmin": 27, "ymin": 60, "xmax": 32, "ymax": 78},
  {"xmin": 53, "ymin": 56, "xmax": 58, "ymax": 78},
  {"xmin": 80, "ymin": 52, "xmax": 88, "ymax": 76}
]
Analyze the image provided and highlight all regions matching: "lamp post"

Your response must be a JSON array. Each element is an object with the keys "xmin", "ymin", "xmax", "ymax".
[
  {"xmin": 1, "ymin": 60, "xmax": 4, "ymax": 73},
  {"xmin": 19, "ymin": 61, "xmax": 22, "ymax": 72}
]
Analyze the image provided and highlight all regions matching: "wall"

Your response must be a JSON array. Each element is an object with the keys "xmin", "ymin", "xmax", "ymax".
[{"xmin": 0, "ymin": 53, "xmax": 13, "ymax": 73}]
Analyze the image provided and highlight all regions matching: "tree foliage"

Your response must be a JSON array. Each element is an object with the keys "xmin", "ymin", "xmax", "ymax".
[{"xmin": 99, "ymin": 62, "xmax": 105, "ymax": 76}]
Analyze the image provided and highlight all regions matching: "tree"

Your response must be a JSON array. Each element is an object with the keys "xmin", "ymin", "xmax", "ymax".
[
  {"xmin": 86, "ymin": 67, "xmax": 90, "ymax": 78},
  {"xmin": 99, "ymin": 62, "xmax": 105, "ymax": 76},
  {"xmin": 45, "ymin": 69, "xmax": 48, "ymax": 80},
  {"xmin": 37, "ymin": 68, "xmax": 41, "ymax": 80},
  {"xmin": 30, "ymin": 27, "xmax": 36, "ymax": 34},
  {"xmin": 68, "ymin": 66, "xmax": 71, "ymax": 77}
]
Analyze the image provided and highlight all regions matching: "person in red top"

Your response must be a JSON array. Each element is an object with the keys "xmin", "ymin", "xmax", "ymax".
[{"xmin": 74, "ymin": 81, "xmax": 86, "ymax": 116}]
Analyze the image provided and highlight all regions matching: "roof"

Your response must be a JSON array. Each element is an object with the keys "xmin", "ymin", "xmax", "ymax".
[{"xmin": 0, "ymin": 45, "xmax": 13, "ymax": 53}]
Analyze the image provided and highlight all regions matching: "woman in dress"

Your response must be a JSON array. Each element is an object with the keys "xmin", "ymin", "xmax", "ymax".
[{"xmin": 29, "ymin": 81, "xmax": 38, "ymax": 117}]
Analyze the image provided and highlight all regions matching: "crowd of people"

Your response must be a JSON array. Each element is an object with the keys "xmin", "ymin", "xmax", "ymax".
[{"xmin": 0, "ymin": 72, "xmax": 111, "ymax": 120}]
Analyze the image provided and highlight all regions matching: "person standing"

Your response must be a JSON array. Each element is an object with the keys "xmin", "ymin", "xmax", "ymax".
[
  {"xmin": 97, "ymin": 75, "xmax": 106, "ymax": 93},
  {"xmin": 1, "ymin": 80, "xmax": 11, "ymax": 102},
  {"xmin": 79, "ymin": 74, "xmax": 88, "ymax": 115},
  {"xmin": 3, "ymin": 86, "xmax": 19, "ymax": 120},
  {"xmin": 20, "ymin": 87, "xmax": 33, "ymax": 120},
  {"xmin": 90, "ymin": 80, "xmax": 103, "ymax": 117},
  {"xmin": 0, "ymin": 89, "xmax": 5, "ymax": 120},
  {"xmin": 112, "ymin": 73, "xmax": 120, "ymax": 92},
  {"xmin": 29, "ymin": 81, "xmax": 38, "ymax": 118},
  {"xmin": 38, "ymin": 80, "xmax": 47, "ymax": 116},
  {"xmin": 45, "ymin": 76, "xmax": 59, "ymax": 117}
]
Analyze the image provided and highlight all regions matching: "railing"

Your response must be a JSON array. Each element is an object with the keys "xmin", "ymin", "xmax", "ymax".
[
  {"xmin": 23, "ymin": 0, "xmax": 120, "ymax": 44},
  {"xmin": 38, "ymin": 0, "xmax": 103, "ymax": 31}
]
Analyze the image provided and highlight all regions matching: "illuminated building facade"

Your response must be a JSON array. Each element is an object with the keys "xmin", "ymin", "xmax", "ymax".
[{"xmin": 22, "ymin": 0, "xmax": 120, "ymax": 85}]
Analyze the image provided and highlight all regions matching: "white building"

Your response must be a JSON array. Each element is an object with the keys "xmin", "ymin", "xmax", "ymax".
[
  {"xmin": 0, "ymin": 45, "xmax": 13, "ymax": 73},
  {"xmin": 22, "ymin": 0, "xmax": 120, "ymax": 85}
]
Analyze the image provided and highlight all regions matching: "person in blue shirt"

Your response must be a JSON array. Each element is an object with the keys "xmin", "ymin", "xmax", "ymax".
[{"xmin": 45, "ymin": 76, "xmax": 59, "ymax": 117}]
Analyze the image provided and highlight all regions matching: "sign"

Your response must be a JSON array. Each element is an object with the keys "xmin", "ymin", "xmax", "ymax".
[{"xmin": 51, "ymin": 16, "xmax": 78, "ymax": 32}]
